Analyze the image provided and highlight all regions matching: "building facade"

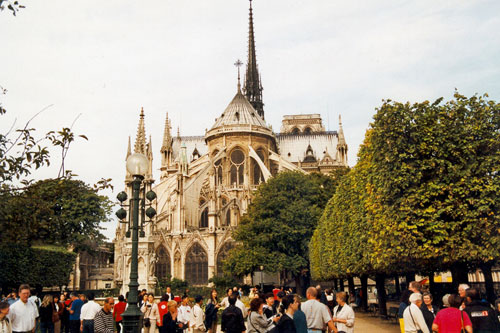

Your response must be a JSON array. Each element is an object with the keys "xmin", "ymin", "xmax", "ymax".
[{"xmin": 114, "ymin": 1, "xmax": 348, "ymax": 293}]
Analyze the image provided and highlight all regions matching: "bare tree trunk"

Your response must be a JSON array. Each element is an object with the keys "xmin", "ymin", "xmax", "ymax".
[
  {"xmin": 480, "ymin": 262, "xmax": 496, "ymax": 305},
  {"xmin": 361, "ymin": 275, "xmax": 368, "ymax": 312},
  {"xmin": 394, "ymin": 275, "xmax": 401, "ymax": 297},
  {"xmin": 451, "ymin": 262, "xmax": 469, "ymax": 291},
  {"xmin": 339, "ymin": 278, "xmax": 345, "ymax": 292},
  {"xmin": 375, "ymin": 273, "xmax": 387, "ymax": 317},
  {"xmin": 348, "ymin": 276, "xmax": 355, "ymax": 295}
]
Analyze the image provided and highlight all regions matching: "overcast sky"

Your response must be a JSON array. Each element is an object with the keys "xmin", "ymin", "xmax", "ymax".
[{"xmin": 2, "ymin": 0, "xmax": 499, "ymax": 240}]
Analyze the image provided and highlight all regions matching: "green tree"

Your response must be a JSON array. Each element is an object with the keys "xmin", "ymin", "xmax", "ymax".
[
  {"xmin": 1, "ymin": 178, "xmax": 113, "ymax": 248},
  {"xmin": 224, "ymin": 171, "xmax": 343, "ymax": 295}
]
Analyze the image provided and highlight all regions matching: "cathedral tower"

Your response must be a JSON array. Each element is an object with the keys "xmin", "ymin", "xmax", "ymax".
[{"xmin": 243, "ymin": 0, "xmax": 264, "ymax": 119}]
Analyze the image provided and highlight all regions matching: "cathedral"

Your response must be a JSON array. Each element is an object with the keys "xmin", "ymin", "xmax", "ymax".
[{"xmin": 114, "ymin": 1, "xmax": 348, "ymax": 293}]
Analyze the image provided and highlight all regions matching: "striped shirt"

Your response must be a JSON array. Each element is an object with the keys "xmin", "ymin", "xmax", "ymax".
[{"xmin": 94, "ymin": 309, "xmax": 114, "ymax": 333}]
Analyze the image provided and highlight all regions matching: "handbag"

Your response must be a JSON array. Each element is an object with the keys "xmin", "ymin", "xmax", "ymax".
[
  {"xmin": 143, "ymin": 304, "xmax": 152, "ymax": 328},
  {"xmin": 460, "ymin": 310, "xmax": 466, "ymax": 333}
]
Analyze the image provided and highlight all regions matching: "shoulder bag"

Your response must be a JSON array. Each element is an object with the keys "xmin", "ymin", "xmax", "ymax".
[
  {"xmin": 408, "ymin": 307, "xmax": 423, "ymax": 333},
  {"xmin": 460, "ymin": 310, "xmax": 466, "ymax": 333}
]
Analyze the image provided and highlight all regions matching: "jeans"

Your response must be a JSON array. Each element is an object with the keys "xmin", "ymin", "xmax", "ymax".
[
  {"xmin": 69, "ymin": 320, "xmax": 80, "ymax": 333},
  {"xmin": 82, "ymin": 320, "xmax": 94, "ymax": 333},
  {"xmin": 41, "ymin": 321, "xmax": 55, "ymax": 333}
]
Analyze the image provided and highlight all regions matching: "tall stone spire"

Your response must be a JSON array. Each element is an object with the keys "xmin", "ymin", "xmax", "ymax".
[
  {"xmin": 134, "ymin": 107, "xmax": 147, "ymax": 154},
  {"xmin": 243, "ymin": 0, "xmax": 264, "ymax": 119},
  {"xmin": 337, "ymin": 115, "xmax": 348, "ymax": 166},
  {"xmin": 160, "ymin": 113, "xmax": 174, "ymax": 179}
]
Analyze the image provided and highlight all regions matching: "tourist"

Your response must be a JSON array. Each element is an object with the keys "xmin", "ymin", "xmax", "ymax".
[
  {"xmin": 221, "ymin": 295, "xmax": 245, "ymax": 333},
  {"xmin": 275, "ymin": 292, "xmax": 286, "ymax": 316},
  {"xmin": 495, "ymin": 298, "xmax": 500, "ymax": 325},
  {"xmin": 53, "ymin": 294, "xmax": 64, "ymax": 333},
  {"xmin": 458, "ymin": 284, "xmax": 470, "ymax": 310},
  {"xmin": 190, "ymin": 295, "xmax": 206, "ymax": 333},
  {"xmin": 300, "ymin": 287, "xmax": 336, "ymax": 333},
  {"xmin": 292, "ymin": 295, "xmax": 307, "ymax": 333},
  {"xmin": 80, "ymin": 292, "xmax": 102, "ymax": 333},
  {"xmin": 39, "ymin": 295, "xmax": 55, "ymax": 333},
  {"xmin": 441, "ymin": 294, "xmax": 451, "ymax": 308},
  {"xmin": 0, "ymin": 302, "xmax": 12, "ymax": 333},
  {"xmin": 221, "ymin": 288, "xmax": 233, "ymax": 309},
  {"xmin": 235, "ymin": 294, "xmax": 248, "ymax": 319},
  {"xmin": 332, "ymin": 291, "xmax": 355, "ymax": 333},
  {"xmin": 463, "ymin": 287, "xmax": 499, "ymax": 331},
  {"xmin": 247, "ymin": 298, "xmax": 278, "ymax": 333},
  {"xmin": 68, "ymin": 292, "xmax": 84, "ymax": 333},
  {"xmin": 419, "ymin": 292, "xmax": 438, "ymax": 333},
  {"xmin": 432, "ymin": 294, "xmax": 472, "ymax": 333},
  {"xmin": 6, "ymin": 293, "xmax": 17, "ymax": 306},
  {"xmin": 157, "ymin": 294, "xmax": 170, "ymax": 331},
  {"xmin": 61, "ymin": 293, "xmax": 71, "ymax": 333},
  {"xmin": 403, "ymin": 293, "xmax": 428, "ymax": 333},
  {"xmin": 141, "ymin": 293, "xmax": 159, "ymax": 333},
  {"xmin": 160, "ymin": 300, "xmax": 183, "ymax": 333},
  {"xmin": 276, "ymin": 295, "xmax": 297, "ymax": 333},
  {"xmin": 458, "ymin": 284, "xmax": 470, "ymax": 299},
  {"xmin": 113, "ymin": 295, "xmax": 127, "ymax": 333},
  {"xmin": 205, "ymin": 289, "xmax": 220, "ymax": 333},
  {"xmin": 263, "ymin": 293, "xmax": 276, "ymax": 319},
  {"xmin": 8, "ymin": 284, "xmax": 39, "ymax": 333},
  {"xmin": 94, "ymin": 297, "xmax": 114, "ymax": 333},
  {"xmin": 165, "ymin": 287, "xmax": 174, "ymax": 302},
  {"xmin": 325, "ymin": 289, "xmax": 335, "ymax": 312},
  {"xmin": 178, "ymin": 295, "xmax": 192, "ymax": 333}
]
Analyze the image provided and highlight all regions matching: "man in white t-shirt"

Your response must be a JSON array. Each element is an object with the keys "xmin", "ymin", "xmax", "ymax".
[
  {"xmin": 8, "ymin": 284, "xmax": 39, "ymax": 333},
  {"xmin": 80, "ymin": 293, "xmax": 102, "ymax": 333},
  {"xmin": 301, "ymin": 287, "xmax": 336, "ymax": 333}
]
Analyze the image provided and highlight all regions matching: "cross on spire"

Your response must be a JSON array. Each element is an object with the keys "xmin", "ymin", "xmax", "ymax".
[{"xmin": 234, "ymin": 59, "xmax": 243, "ymax": 91}]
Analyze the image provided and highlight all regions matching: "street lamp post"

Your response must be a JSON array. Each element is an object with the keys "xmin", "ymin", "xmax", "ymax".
[
  {"xmin": 116, "ymin": 153, "xmax": 156, "ymax": 333},
  {"xmin": 260, "ymin": 265, "xmax": 264, "ymax": 291}
]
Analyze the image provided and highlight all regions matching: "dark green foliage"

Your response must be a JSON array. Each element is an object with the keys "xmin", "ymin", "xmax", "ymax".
[
  {"xmin": 224, "ymin": 171, "xmax": 342, "ymax": 278},
  {"xmin": 0, "ymin": 244, "xmax": 76, "ymax": 291},
  {"xmin": 0, "ymin": 178, "xmax": 113, "ymax": 248}
]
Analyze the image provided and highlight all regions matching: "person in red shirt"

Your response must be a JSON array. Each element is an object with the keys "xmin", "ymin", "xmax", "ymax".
[
  {"xmin": 157, "ymin": 294, "xmax": 170, "ymax": 328},
  {"xmin": 113, "ymin": 295, "xmax": 127, "ymax": 333},
  {"xmin": 433, "ymin": 294, "xmax": 473, "ymax": 333}
]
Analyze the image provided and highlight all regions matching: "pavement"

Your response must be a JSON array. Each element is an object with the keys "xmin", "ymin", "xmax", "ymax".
[{"xmin": 353, "ymin": 310, "xmax": 401, "ymax": 333}]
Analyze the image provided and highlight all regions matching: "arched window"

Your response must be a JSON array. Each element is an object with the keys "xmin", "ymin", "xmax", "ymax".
[
  {"xmin": 225, "ymin": 209, "xmax": 231, "ymax": 226},
  {"xmin": 155, "ymin": 246, "xmax": 171, "ymax": 280},
  {"xmin": 291, "ymin": 127, "xmax": 300, "ymax": 134},
  {"xmin": 304, "ymin": 127, "xmax": 312, "ymax": 134},
  {"xmin": 215, "ymin": 157, "xmax": 223, "ymax": 186},
  {"xmin": 216, "ymin": 242, "xmax": 235, "ymax": 276},
  {"xmin": 200, "ymin": 207, "xmax": 209, "ymax": 228},
  {"xmin": 230, "ymin": 148, "xmax": 245, "ymax": 186},
  {"xmin": 185, "ymin": 243, "xmax": 208, "ymax": 285}
]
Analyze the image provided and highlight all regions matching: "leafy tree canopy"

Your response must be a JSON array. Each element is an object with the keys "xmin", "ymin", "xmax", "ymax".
[
  {"xmin": 0, "ymin": 178, "xmax": 113, "ymax": 248},
  {"xmin": 224, "ymin": 170, "xmax": 345, "ymax": 278}
]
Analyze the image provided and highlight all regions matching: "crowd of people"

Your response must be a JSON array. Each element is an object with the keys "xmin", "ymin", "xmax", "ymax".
[
  {"xmin": 5, "ymin": 281, "xmax": 500, "ymax": 333},
  {"xmin": 398, "ymin": 281, "xmax": 500, "ymax": 333},
  {"xmin": 0, "ymin": 284, "xmax": 117, "ymax": 333},
  {"xmin": 0, "ymin": 284, "xmax": 352, "ymax": 333}
]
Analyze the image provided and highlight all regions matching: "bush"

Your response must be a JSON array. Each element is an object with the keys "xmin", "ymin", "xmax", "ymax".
[{"xmin": 0, "ymin": 244, "xmax": 76, "ymax": 293}]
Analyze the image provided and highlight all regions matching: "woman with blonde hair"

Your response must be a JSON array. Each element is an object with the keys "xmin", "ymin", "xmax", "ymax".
[
  {"xmin": 40, "ymin": 294, "xmax": 55, "ymax": 333},
  {"xmin": 332, "ymin": 292, "xmax": 355, "ymax": 333}
]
